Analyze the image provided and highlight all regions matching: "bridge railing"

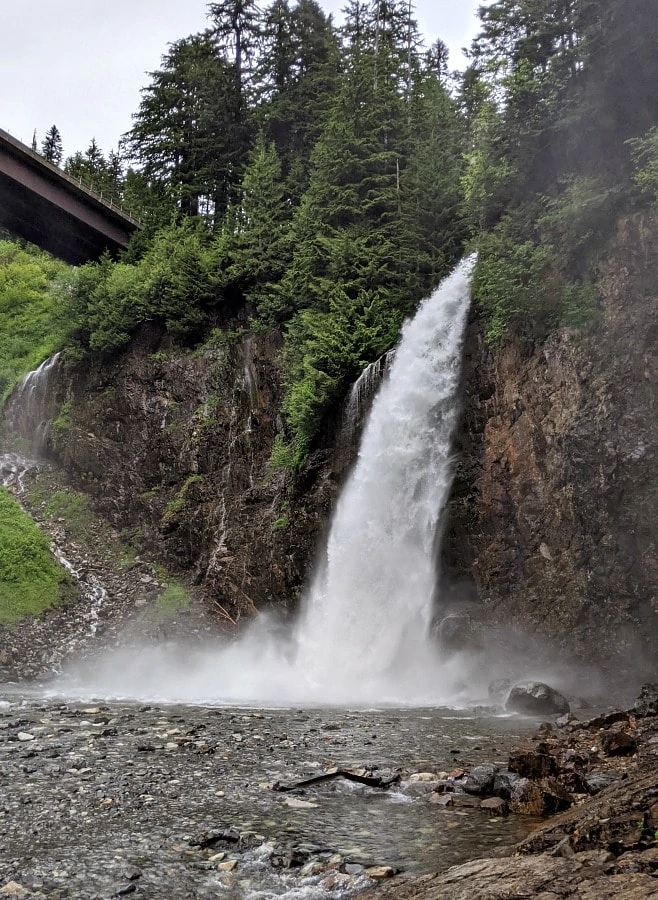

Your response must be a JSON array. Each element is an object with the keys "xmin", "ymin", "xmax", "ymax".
[{"xmin": 0, "ymin": 126, "xmax": 141, "ymax": 228}]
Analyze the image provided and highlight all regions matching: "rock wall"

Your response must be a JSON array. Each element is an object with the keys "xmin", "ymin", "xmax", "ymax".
[
  {"xmin": 443, "ymin": 212, "xmax": 657, "ymax": 675},
  {"xmin": 14, "ymin": 328, "xmax": 350, "ymax": 625}
]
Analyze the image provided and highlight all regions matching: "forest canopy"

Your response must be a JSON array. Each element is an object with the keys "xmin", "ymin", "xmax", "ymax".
[{"xmin": 6, "ymin": 0, "xmax": 658, "ymax": 464}]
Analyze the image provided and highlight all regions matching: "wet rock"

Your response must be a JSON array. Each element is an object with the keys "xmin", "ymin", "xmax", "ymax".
[
  {"xmin": 587, "ymin": 710, "xmax": 630, "ymax": 729},
  {"xmin": 634, "ymin": 684, "xmax": 658, "ymax": 718},
  {"xmin": 462, "ymin": 764, "xmax": 498, "ymax": 795},
  {"xmin": 509, "ymin": 777, "xmax": 573, "ymax": 816},
  {"xmin": 428, "ymin": 793, "xmax": 454, "ymax": 807},
  {"xmin": 508, "ymin": 744, "xmax": 559, "ymax": 779},
  {"xmin": 492, "ymin": 771, "xmax": 520, "ymax": 800},
  {"xmin": 601, "ymin": 729, "xmax": 637, "ymax": 757},
  {"xmin": 480, "ymin": 797, "xmax": 509, "ymax": 816},
  {"xmin": 16, "ymin": 733, "xmax": 35, "ymax": 742},
  {"xmin": 585, "ymin": 771, "xmax": 618, "ymax": 794},
  {"xmin": 506, "ymin": 682, "xmax": 570, "ymax": 716},
  {"xmin": 0, "ymin": 885, "xmax": 31, "ymax": 898},
  {"xmin": 366, "ymin": 866, "xmax": 397, "ymax": 879},
  {"xmin": 409, "ymin": 772, "xmax": 439, "ymax": 782}
]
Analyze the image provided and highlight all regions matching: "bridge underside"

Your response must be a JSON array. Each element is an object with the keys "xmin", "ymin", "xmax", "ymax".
[
  {"xmin": 0, "ymin": 128, "xmax": 138, "ymax": 265},
  {"xmin": 0, "ymin": 171, "xmax": 126, "ymax": 265}
]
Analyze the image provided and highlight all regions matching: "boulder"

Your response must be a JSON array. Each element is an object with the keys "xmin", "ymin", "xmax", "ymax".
[
  {"xmin": 508, "ymin": 744, "xmax": 559, "ymax": 779},
  {"xmin": 463, "ymin": 764, "xmax": 499, "ymax": 795},
  {"xmin": 480, "ymin": 797, "xmax": 509, "ymax": 816},
  {"xmin": 600, "ymin": 729, "xmax": 637, "ymax": 757},
  {"xmin": 505, "ymin": 681, "xmax": 571, "ymax": 716},
  {"xmin": 634, "ymin": 683, "xmax": 658, "ymax": 718}
]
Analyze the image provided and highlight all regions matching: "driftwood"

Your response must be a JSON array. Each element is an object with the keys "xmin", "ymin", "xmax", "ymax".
[{"xmin": 272, "ymin": 768, "xmax": 400, "ymax": 792}]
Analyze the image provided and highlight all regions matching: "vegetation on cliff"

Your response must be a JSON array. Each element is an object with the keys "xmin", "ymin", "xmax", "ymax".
[
  {"xmin": 0, "ymin": 489, "xmax": 67, "ymax": 621},
  {"xmin": 0, "ymin": 241, "xmax": 66, "ymax": 403}
]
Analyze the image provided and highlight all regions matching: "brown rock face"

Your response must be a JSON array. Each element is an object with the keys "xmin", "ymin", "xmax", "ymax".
[
  {"xmin": 443, "ymin": 212, "xmax": 658, "ymax": 676},
  {"xmin": 12, "ymin": 329, "xmax": 348, "ymax": 624}
]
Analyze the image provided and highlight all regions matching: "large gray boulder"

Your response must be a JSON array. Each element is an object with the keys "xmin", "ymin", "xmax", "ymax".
[{"xmin": 505, "ymin": 681, "xmax": 571, "ymax": 716}]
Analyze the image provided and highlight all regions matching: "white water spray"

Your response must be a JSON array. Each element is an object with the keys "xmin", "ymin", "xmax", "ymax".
[
  {"xmin": 54, "ymin": 257, "xmax": 477, "ymax": 706},
  {"xmin": 293, "ymin": 256, "xmax": 476, "ymax": 698}
]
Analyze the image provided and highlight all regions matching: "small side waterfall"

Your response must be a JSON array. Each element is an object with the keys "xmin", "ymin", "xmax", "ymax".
[{"xmin": 3, "ymin": 353, "xmax": 61, "ymax": 453}]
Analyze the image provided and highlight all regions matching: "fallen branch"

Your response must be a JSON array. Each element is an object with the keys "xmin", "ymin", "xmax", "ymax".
[{"xmin": 272, "ymin": 768, "xmax": 400, "ymax": 792}]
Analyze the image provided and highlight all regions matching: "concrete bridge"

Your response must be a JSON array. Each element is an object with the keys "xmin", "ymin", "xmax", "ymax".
[{"xmin": 0, "ymin": 127, "xmax": 139, "ymax": 265}]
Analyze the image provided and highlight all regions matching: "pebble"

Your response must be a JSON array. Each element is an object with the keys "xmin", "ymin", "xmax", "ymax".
[
  {"xmin": 366, "ymin": 866, "xmax": 396, "ymax": 879},
  {"xmin": 284, "ymin": 797, "xmax": 319, "ymax": 809},
  {"xmin": 16, "ymin": 733, "xmax": 34, "ymax": 742}
]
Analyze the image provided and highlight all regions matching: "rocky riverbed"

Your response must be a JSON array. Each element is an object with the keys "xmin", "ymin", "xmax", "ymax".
[
  {"xmin": 0, "ymin": 700, "xmax": 535, "ymax": 899},
  {"xmin": 367, "ymin": 685, "xmax": 658, "ymax": 899}
]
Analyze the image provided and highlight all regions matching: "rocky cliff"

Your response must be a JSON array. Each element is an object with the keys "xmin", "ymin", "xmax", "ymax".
[
  {"xmin": 3, "ymin": 213, "xmax": 656, "ymax": 680},
  {"xmin": 443, "ymin": 212, "xmax": 657, "ymax": 677}
]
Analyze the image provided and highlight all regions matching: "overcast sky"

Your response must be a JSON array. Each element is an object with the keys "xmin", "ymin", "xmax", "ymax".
[{"xmin": 1, "ymin": 0, "xmax": 481, "ymax": 159}]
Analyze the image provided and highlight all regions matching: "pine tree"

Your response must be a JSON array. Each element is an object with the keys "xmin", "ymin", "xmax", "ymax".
[
  {"xmin": 257, "ymin": 0, "xmax": 340, "ymax": 200},
  {"xmin": 126, "ymin": 32, "xmax": 245, "ymax": 219},
  {"xmin": 218, "ymin": 132, "xmax": 291, "ymax": 315},
  {"xmin": 41, "ymin": 125, "xmax": 63, "ymax": 165}
]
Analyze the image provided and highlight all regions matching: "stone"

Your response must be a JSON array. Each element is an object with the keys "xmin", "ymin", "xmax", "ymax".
[
  {"xmin": 284, "ymin": 797, "xmax": 318, "ymax": 809},
  {"xmin": 344, "ymin": 863, "xmax": 366, "ymax": 875},
  {"xmin": 509, "ymin": 777, "xmax": 573, "ymax": 816},
  {"xmin": 365, "ymin": 866, "xmax": 396, "ymax": 879},
  {"xmin": 480, "ymin": 797, "xmax": 509, "ymax": 816},
  {"xmin": 508, "ymin": 744, "xmax": 558, "ymax": 779},
  {"xmin": 600, "ymin": 729, "xmax": 637, "ymax": 756},
  {"xmin": 505, "ymin": 682, "xmax": 571, "ymax": 716},
  {"xmin": 634, "ymin": 683, "xmax": 658, "ymax": 718},
  {"xmin": 556, "ymin": 713, "xmax": 578, "ymax": 728},
  {"xmin": 0, "ymin": 885, "xmax": 30, "ymax": 898},
  {"xmin": 584, "ymin": 771, "xmax": 617, "ymax": 794},
  {"xmin": 409, "ymin": 772, "xmax": 439, "ymax": 782},
  {"xmin": 218, "ymin": 860, "xmax": 237, "ymax": 872},
  {"xmin": 300, "ymin": 861, "xmax": 326, "ymax": 877},
  {"xmin": 16, "ymin": 732, "xmax": 35, "ymax": 742},
  {"xmin": 463, "ymin": 764, "xmax": 498, "ymax": 795},
  {"xmin": 493, "ymin": 771, "xmax": 520, "ymax": 800},
  {"xmin": 429, "ymin": 793, "xmax": 454, "ymax": 807}
]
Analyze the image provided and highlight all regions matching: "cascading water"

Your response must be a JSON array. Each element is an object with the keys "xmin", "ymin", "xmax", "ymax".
[
  {"xmin": 292, "ymin": 255, "xmax": 476, "ymax": 701},
  {"xmin": 56, "ymin": 257, "xmax": 477, "ymax": 706}
]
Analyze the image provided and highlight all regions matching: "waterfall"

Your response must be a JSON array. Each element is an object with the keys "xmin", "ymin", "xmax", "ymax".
[
  {"xmin": 4, "ymin": 353, "xmax": 61, "ymax": 453},
  {"xmin": 61, "ymin": 257, "xmax": 476, "ymax": 706},
  {"xmin": 292, "ymin": 256, "xmax": 476, "ymax": 699}
]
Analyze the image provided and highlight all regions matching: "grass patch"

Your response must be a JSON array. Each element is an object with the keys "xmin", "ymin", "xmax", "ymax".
[
  {"xmin": 155, "ymin": 581, "xmax": 191, "ymax": 618},
  {"xmin": 0, "ymin": 488, "xmax": 66, "ymax": 622}
]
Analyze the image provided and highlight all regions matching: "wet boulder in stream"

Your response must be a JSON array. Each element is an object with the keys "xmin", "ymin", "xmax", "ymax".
[{"xmin": 505, "ymin": 681, "xmax": 570, "ymax": 716}]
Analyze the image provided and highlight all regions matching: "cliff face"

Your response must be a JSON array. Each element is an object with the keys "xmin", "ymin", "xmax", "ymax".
[
  {"xmin": 23, "ymin": 329, "xmax": 347, "ymax": 625},
  {"xmin": 4, "ymin": 213, "xmax": 655, "ymax": 675},
  {"xmin": 443, "ymin": 212, "xmax": 657, "ymax": 673}
]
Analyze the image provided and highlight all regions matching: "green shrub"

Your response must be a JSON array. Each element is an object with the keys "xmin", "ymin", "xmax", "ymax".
[{"xmin": 0, "ymin": 239, "xmax": 67, "ymax": 403}]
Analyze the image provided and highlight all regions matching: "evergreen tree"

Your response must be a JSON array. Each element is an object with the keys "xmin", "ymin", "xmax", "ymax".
[
  {"xmin": 217, "ymin": 132, "xmax": 291, "ymax": 314},
  {"xmin": 126, "ymin": 32, "xmax": 244, "ymax": 219},
  {"xmin": 41, "ymin": 125, "xmax": 63, "ymax": 165},
  {"xmin": 257, "ymin": 0, "xmax": 340, "ymax": 200}
]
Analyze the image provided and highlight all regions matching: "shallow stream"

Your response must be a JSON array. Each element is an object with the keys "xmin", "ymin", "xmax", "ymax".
[{"xmin": 0, "ymin": 692, "xmax": 537, "ymax": 899}]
